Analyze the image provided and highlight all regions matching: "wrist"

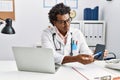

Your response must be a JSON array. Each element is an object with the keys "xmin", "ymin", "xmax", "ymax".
[
  {"xmin": 62, "ymin": 55, "xmax": 78, "ymax": 64},
  {"xmin": 73, "ymin": 55, "xmax": 79, "ymax": 62}
]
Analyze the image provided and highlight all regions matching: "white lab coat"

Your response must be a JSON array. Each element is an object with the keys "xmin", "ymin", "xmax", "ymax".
[{"xmin": 41, "ymin": 26, "xmax": 93, "ymax": 64}]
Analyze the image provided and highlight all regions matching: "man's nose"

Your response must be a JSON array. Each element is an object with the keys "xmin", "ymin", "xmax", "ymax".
[{"xmin": 64, "ymin": 21, "xmax": 69, "ymax": 25}]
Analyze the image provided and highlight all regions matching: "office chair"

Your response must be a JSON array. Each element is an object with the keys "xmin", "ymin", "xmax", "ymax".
[{"xmin": 104, "ymin": 52, "xmax": 116, "ymax": 60}]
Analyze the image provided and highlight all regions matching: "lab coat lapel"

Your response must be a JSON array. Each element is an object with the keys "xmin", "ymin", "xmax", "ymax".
[
  {"xmin": 55, "ymin": 27, "xmax": 72, "ymax": 45},
  {"xmin": 66, "ymin": 33, "xmax": 71, "ymax": 45},
  {"xmin": 51, "ymin": 27, "xmax": 64, "ymax": 45},
  {"xmin": 65, "ymin": 30, "xmax": 72, "ymax": 47},
  {"xmin": 55, "ymin": 34, "xmax": 64, "ymax": 45},
  {"xmin": 66, "ymin": 27, "xmax": 72, "ymax": 45}
]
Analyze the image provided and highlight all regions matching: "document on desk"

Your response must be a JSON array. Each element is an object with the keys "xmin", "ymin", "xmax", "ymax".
[
  {"xmin": 63, "ymin": 62, "xmax": 85, "ymax": 68},
  {"xmin": 64, "ymin": 62, "xmax": 113, "ymax": 80}
]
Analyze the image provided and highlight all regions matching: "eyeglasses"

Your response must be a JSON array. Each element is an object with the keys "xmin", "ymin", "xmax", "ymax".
[{"xmin": 56, "ymin": 18, "xmax": 72, "ymax": 25}]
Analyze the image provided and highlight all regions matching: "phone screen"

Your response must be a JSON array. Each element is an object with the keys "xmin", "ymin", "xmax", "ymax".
[{"xmin": 94, "ymin": 44, "xmax": 105, "ymax": 60}]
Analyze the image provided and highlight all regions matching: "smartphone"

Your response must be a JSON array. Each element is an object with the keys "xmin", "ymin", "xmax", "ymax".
[{"xmin": 94, "ymin": 44, "xmax": 105, "ymax": 60}]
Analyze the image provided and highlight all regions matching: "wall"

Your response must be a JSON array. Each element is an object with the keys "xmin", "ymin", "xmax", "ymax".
[
  {"xmin": 0, "ymin": 0, "xmax": 48, "ymax": 60},
  {"xmin": 0, "ymin": 0, "xmax": 120, "ymax": 60},
  {"xmin": 104, "ymin": 0, "xmax": 120, "ymax": 58}
]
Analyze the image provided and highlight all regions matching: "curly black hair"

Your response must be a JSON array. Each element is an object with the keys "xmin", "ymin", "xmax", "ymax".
[{"xmin": 48, "ymin": 3, "xmax": 71, "ymax": 26}]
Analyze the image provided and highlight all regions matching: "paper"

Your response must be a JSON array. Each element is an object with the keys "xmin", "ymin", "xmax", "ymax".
[
  {"xmin": 105, "ymin": 63, "xmax": 120, "ymax": 70},
  {"xmin": 63, "ymin": 62, "xmax": 85, "ymax": 69},
  {"xmin": 43, "ymin": 0, "xmax": 78, "ymax": 9},
  {"xmin": 43, "ymin": 0, "xmax": 56, "ymax": 8},
  {"xmin": 66, "ymin": 0, "xmax": 78, "ymax": 9},
  {"xmin": 0, "ymin": 0, "xmax": 13, "ymax": 12},
  {"xmin": 72, "ymin": 62, "xmax": 113, "ymax": 80}
]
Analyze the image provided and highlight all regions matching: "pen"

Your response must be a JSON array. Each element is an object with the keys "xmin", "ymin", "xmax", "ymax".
[{"xmin": 93, "ymin": 51, "xmax": 102, "ymax": 57}]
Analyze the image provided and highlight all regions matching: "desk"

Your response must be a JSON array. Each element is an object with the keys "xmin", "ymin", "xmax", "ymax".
[
  {"xmin": 93, "ymin": 61, "xmax": 120, "ymax": 76},
  {"xmin": 0, "ymin": 60, "xmax": 120, "ymax": 80}
]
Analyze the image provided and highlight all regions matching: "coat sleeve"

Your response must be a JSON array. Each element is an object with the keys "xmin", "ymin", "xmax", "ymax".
[{"xmin": 41, "ymin": 30, "xmax": 65, "ymax": 64}]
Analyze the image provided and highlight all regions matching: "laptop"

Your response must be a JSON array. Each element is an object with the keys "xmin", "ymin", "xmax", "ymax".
[{"xmin": 12, "ymin": 47, "xmax": 56, "ymax": 73}]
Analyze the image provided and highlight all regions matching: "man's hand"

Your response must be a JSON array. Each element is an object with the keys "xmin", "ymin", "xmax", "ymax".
[
  {"xmin": 103, "ymin": 50, "xmax": 108, "ymax": 57},
  {"xmin": 76, "ymin": 54, "xmax": 94, "ymax": 64},
  {"xmin": 93, "ymin": 49, "xmax": 108, "ymax": 58}
]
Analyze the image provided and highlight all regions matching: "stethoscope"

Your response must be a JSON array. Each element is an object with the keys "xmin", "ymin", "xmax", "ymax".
[
  {"xmin": 52, "ymin": 32, "xmax": 73, "ymax": 56},
  {"xmin": 52, "ymin": 33, "xmax": 61, "ymax": 51}
]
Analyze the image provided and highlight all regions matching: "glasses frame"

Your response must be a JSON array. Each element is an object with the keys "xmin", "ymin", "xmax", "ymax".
[{"xmin": 56, "ymin": 17, "xmax": 72, "ymax": 25}]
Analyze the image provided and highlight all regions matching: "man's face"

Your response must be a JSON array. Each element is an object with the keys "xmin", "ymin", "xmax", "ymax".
[{"xmin": 54, "ymin": 14, "xmax": 71, "ymax": 36}]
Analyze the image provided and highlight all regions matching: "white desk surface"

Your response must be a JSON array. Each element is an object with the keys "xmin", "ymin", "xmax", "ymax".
[
  {"xmin": 0, "ymin": 60, "xmax": 120, "ymax": 80},
  {"xmin": 93, "ymin": 61, "xmax": 120, "ymax": 76}
]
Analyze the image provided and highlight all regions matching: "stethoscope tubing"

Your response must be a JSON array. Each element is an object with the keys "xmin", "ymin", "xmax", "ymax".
[
  {"xmin": 52, "ymin": 32, "xmax": 73, "ymax": 56},
  {"xmin": 52, "ymin": 33, "xmax": 61, "ymax": 51}
]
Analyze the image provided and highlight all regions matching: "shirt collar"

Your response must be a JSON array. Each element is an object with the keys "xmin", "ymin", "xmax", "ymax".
[{"xmin": 54, "ymin": 26, "xmax": 69, "ymax": 39}]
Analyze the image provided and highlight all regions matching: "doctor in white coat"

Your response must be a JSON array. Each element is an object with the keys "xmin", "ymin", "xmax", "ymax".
[{"xmin": 41, "ymin": 3, "xmax": 98, "ymax": 65}]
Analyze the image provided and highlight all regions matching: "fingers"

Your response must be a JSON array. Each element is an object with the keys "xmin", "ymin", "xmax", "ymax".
[
  {"xmin": 82, "ymin": 56, "xmax": 94, "ymax": 64},
  {"xmin": 104, "ymin": 50, "xmax": 109, "ymax": 57},
  {"xmin": 113, "ymin": 77, "xmax": 120, "ymax": 80},
  {"xmin": 77, "ymin": 54, "xmax": 94, "ymax": 64}
]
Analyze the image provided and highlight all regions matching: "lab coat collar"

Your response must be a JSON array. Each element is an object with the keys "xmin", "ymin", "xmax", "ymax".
[
  {"xmin": 47, "ymin": 27, "xmax": 63, "ymax": 44},
  {"xmin": 54, "ymin": 26, "xmax": 72, "ymax": 36},
  {"xmin": 52, "ymin": 26, "xmax": 72, "ymax": 45},
  {"xmin": 54, "ymin": 27, "xmax": 65, "ymax": 45}
]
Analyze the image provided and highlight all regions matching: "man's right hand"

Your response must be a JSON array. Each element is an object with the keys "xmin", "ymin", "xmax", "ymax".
[
  {"xmin": 75, "ymin": 54, "xmax": 94, "ymax": 64},
  {"xmin": 62, "ymin": 54, "xmax": 94, "ymax": 64}
]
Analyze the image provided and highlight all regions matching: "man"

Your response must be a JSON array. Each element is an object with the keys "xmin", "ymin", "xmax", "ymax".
[{"xmin": 41, "ymin": 3, "xmax": 107, "ymax": 65}]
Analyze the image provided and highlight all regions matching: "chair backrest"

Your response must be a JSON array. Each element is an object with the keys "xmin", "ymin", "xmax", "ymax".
[{"xmin": 104, "ymin": 52, "xmax": 116, "ymax": 60}]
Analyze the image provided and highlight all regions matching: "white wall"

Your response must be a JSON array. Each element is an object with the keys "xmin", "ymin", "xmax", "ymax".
[
  {"xmin": 0, "ymin": 0, "xmax": 120, "ymax": 60},
  {"xmin": 104, "ymin": 0, "xmax": 120, "ymax": 58},
  {"xmin": 74, "ymin": 0, "xmax": 106, "ymax": 20},
  {"xmin": 0, "ymin": 0, "xmax": 49, "ymax": 60}
]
